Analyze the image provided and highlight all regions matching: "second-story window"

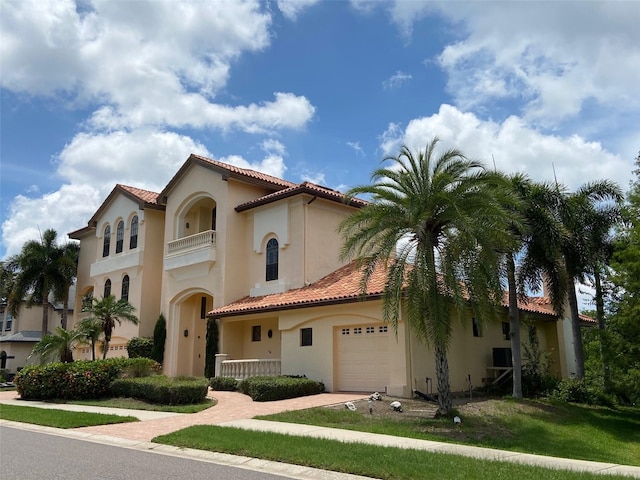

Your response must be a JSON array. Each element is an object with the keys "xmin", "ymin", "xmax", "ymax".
[
  {"xmin": 130, "ymin": 215, "xmax": 138, "ymax": 249},
  {"xmin": 102, "ymin": 225, "xmax": 111, "ymax": 257},
  {"xmin": 104, "ymin": 279, "xmax": 111, "ymax": 298},
  {"xmin": 266, "ymin": 238, "xmax": 278, "ymax": 281},
  {"xmin": 121, "ymin": 275, "xmax": 129, "ymax": 301},
  {"xmin": 116, "ymin": 221, "xmax": 124, "ymax": 253}
]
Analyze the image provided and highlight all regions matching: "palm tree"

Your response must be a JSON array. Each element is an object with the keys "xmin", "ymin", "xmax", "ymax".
[
  {"xmin": 502, "ymin": 176, "xmax": 568, "ymax": 399},
  {"xmin": 53, "ymin": 242, "xmax": 80, "ymax": 330},
  {"xmin": 520, "ymin": 181, "xmax": 622, "ymax": 379},
  {"xmin": 83, "ymin": 295, "xmax": 138, "ymax": 359},
  {"xmin": 29, "ymin": 327, "xmax": 84, "ymax": 363},
  {"xmin": 0, "ymin": 262, "xmax": 17, "ymax": 335},
  {"xmin": 8, "ymin": 229, "xmax": 67, "ymax": 336},
  {"xmin": 77, "ymin": 318, "xmax": 102, "ymax": 361},
  {"xmin": 340, "ymin": 139, "xmax": 514, "ymax": 415}
]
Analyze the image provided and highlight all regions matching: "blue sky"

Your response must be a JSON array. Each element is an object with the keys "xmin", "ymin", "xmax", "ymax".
[{"xmin": 1, "ymin": 0, "xmax": 639, "ymax": 259}]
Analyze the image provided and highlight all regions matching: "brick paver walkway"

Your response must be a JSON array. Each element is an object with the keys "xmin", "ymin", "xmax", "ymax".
[{"xmin": 0, "ymin": 389, "xmax": 368, "ymax": 441}]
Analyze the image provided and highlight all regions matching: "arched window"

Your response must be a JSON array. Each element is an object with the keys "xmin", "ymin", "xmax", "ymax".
[
  {"xmin": 129, "ymin": 215, "xmax": 139, "ymax": 249},
  {"xmin": 266, "ymin": 238, "xmax": 278, "ymax": 281},
  {"xmin": 116, "ymin": 220, "xmax": 124, "ymax": 253},
  {"xmin": 104, "ymin": 279, "xmax": 111, "ymax": 298},
  {"xmin": 121, "ymin": 275, "xmax": 130, "ymax": 301},
  {"xmin": 102, "ymin": 225, "xmax": 111, "ymax": 257}
]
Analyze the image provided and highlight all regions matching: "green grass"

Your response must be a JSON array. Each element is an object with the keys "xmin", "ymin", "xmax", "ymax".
[
  {"xmin": 154, "ymin": 426, "xmax": 629, "ymax": 480},
  {"xmin": 258, "ymin": 398, "xmax": 640, "ymax": 466},
  {"xmin": 0, "ymin": 403, "xmax": 138, "ymax": 428},
  {"xmin": 51, "ymin": 397, "xmax": 216, "ymax": 413}
]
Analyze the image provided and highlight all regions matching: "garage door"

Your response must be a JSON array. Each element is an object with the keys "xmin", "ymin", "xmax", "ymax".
[{"xmin": 336, "ymin": 324, "xmax": 389, "ymax": 392}]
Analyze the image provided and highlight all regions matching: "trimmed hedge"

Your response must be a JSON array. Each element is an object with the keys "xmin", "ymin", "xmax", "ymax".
[
  {"xmin": 209, "ymin": 376, "xmax": 238, "ymax": 391},
  {"xmin": 15, "ymin": 358, "xmax": 161, "ymax": 400},
  {"xmin": 111, "ymin": 376, "xmax": 208, "ymax": 405},
  {"xmin": 126, "ymin": 337, "xmax": 154, "ymax": 359},
  {"xmin": 238, "ymin": 376, "xmax": 324, "ymax": 402}
]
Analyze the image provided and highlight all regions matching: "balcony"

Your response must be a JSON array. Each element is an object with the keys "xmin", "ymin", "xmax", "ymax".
[
  {"xmin": 164, "ymin": 230, "xmax": 217, "ymax": 277},
  {"xmin": 215, "ymin": 355, "xmax": 281, "ymax": 380}
]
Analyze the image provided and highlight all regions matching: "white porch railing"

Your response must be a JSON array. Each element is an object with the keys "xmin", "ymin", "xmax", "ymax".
[
  {"xmin": 167, "ymin": 230, "xmax": 216, "ymax": 255},
  {"xmin": 215, "ymin": 355, "xmax": 281, "ymax": 380}
]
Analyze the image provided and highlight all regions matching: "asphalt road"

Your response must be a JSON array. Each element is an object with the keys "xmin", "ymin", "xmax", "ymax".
[{"xmin": 0, "ymin": 425, "xmax": 299, "ymax": 480}]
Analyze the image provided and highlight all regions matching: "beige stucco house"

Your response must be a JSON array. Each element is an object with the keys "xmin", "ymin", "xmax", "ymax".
[{"xmin": 69, "ymin": 154, "xmax": 588, "ymax": 396}]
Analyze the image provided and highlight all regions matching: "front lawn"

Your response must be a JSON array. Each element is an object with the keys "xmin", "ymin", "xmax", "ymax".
[
  {"xmin": 259, "ymin": 397, "xmax": 640, "ymax": 466},
  {"xmin": 153, "ymin": 425, "xmax": 630, "ymax": 480},
  {"xmin": 52, "ymin": 396, "xmax": 215, "ymax": 413},
  {"xmin": 0, "ymin": 403, "xmax": 138, "ymax": 428}
]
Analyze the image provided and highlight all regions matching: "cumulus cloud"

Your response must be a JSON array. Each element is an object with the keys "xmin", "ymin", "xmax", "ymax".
[
  {"xmin": 383, "ymin": 71, "xmax": 413, "ymax": 90},
  {"xmin": 379, "ymin": 1, "xmax": 640, "ymax": 126},
  {"xmin": 0, "ymin": 0, "xmax": 315, "ymax": 133},
  {"xmin": 380, "ymin": 104, "xmax": 630, "ymax": 191},
  {"xmin": 300, "ymin": 171, "xmax": 326, "ymax": 185},
  {"xmin": 277, "ymin": 0, "xmax": 320, "ymax": 20}
]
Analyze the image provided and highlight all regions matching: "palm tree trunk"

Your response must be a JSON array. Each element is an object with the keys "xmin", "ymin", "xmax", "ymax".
[
  {"xmin": 434, "ymin": 342, "xmax": 452, "ymax": 416},
  {"xmin": 567, "ymin": 282, "xmax": 585, "ymax": 379},
  {"xmin": 61, "ymin": 283, "xmax": 69, "ymax": 330},
  {"xmin": 507, "ymin": 255, "xmax": 523, "ymax": 399},
  {"xmin": 41, "ymin": 278, "xmax": 49, "ymax": 336},
  {"xmin": 593, "ymin": 265, "xmax": 610, "ymax": 388}
]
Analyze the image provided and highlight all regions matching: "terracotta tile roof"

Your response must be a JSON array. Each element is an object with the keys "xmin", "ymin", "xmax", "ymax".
[
  {"xmin": 71, "ymin": 184, "xmax": 162, "ymax": 235},
  {"xmin": 235, "ymin": 181, "xmax": 368, "ymax": 212},
  {"xmin": 210, "ymin": 261, "xmax": 386, "ymax": 317},
  {"xmin": 210, "ymin": 261, "xmax": 580, "ymax": 320},
  {"xmin": 190, "ymin": 154, "xmax": 297, "ymax": 189},
  {"xmin": 118, "ymin": 184, "xmax": 160, "ymax": 204},
  {"xmin": 159, "ymin": 154, "xmax": 296, "ymax": 202}
]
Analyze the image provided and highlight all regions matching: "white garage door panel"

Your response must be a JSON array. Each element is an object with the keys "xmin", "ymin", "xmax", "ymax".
[{"xmin": 337, "ymin": 325, "xmax": 389, "ymax": 392}]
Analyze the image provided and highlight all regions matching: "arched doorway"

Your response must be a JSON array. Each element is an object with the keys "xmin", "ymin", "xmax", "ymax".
[{"xmin": 173, "ymin": 292, "xmax": 213, "ymax": 377}]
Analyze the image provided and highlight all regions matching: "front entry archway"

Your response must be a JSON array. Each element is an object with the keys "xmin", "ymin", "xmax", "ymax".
[{"xmin": 173, "ymin": 292, "xmax": 213, "ymax": 377}]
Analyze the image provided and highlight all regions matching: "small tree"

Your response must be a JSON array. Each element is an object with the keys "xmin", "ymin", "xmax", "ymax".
[
  {"xmin": 204, "ymin": 318, "xmax": 219, "ymax": 378},
  {"xmin": 77, "ymin": 318, "xmax": 102, "ymax": 361},
  {"xmin": 29, "ymin": 327, "xmax": 84, "ymax": 363},
  {"xmin": 83, "ymin": 295, "xmax": 139, "ymax": 359},
  {"xmin": 151, "ymin": 314, "xmax": 167, "ymax": 364}
]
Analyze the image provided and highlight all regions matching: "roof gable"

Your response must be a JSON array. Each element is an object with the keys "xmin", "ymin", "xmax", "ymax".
[
  {"xmin": 86, "ymin": 184, "xmax": 161, "ymax": 228},
  {"xmin": 158, "ymin": 154, "xmax": 296, "ymax": 203}
]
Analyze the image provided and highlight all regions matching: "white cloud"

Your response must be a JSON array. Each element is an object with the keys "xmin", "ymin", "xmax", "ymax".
[
  {"xmin": 277, "ymin": 0, "xmax": 320, "ymax": 20},
  {"xmin": 219, "ymin": 154, "xmax": 287, "ymax": 180},
  {"xmin": 380, "ymin": 104, "xmax": 631, "ymax": 192},
  {"xmin": 346, "ymin": 141, "xmax": 364, "ymax": 156},
  {"xmin": 431, "ymin": 2, "xmax": 640, "ymax": 125},
  {"xmin": 261, "ymin": 139, "xmax": 287, "ymax": 156},
  {"xmin": 382, "ymin": 71, "xmax": 413, "ymax": 90},
  {"xmin": 0, "ymin": 0, "xmax": 315, "ymax": 133},
  {"xmin": 300, "ymin": 171, "xmax": 326, "ymax": 185}
]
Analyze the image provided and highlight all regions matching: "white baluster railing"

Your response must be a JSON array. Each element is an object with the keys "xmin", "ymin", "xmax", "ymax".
[{"xmin": 167, "ymin": 230, "xmax": 216, "ymax": 255}]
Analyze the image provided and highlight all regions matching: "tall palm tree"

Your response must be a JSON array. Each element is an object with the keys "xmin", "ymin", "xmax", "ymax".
[
  {"xmin": 29, "ymin": 327, "xmax": 84, "ymax": 363},
  {"xmin": 0, "ymin": 262, "xmax": 17, "ymax": 335},
  {"xmin": 520, "ymin": 181, "xmax": 622, "ymax": 379},
  {"xmin": 8, "ymin": 229, "xmax": 67, "ymax": 336},
  {"xmin": 53, "ymin": 242, "xmax": 80, "ymax": 329},
  {"xmin": 83, "ymin": 295, "xmax": 138, "ymax": 359},
  {"xmin": 340, "ymin": 139, "xmax": 514, "ymax": 415}
]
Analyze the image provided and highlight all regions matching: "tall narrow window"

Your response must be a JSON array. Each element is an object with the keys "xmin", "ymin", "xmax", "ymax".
[
  {"xmin": 115, "ymin": 220, "xmax": 124, "ymax": 253},
  {"xmin": 200, "ymin": 296, "xmax": 207, "ymax": 319},
  {"xmin": 102, "ymin": 225, "xmax": 111, "ymax": 257},
  {"xmin": 129, "ymin": 215, "xmax": 138, "ymax": 249},
  {"xmin": 104, "ymin": 279, "xmax": 111, "ymax": 298},
  {"xmin": 211, "ymin": 207, "xmax": 217, "ymax": 231},
  {"xmin": 121, "ymin": 275, "xmax": 130, "ymax": 301},
  {"xmin": 266, "ymin": 238, "xmax": 278, "ymax": 281},
  {"xmin": 472, "ymin": 317, "xmax": 482, "ymax": 337}
]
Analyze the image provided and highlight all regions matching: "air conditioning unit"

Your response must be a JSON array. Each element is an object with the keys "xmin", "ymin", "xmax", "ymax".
[{"xmin": 492, "ymin": 347, "xmax": 513, "ymax": 368}]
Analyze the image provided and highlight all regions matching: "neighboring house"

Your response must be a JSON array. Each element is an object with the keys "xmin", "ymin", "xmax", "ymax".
[
  {"xmin": 0, "ymin": 291, "xmax": 74, "ymax": 373},
  {"xmin": 70, "ymin": 154, "xmax": 591, "ymax": 395}
]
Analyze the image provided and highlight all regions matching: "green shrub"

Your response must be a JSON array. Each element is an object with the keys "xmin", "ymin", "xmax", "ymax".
[
  {"xmin": 238, "ymin": 376, "xmax": 324, "ymax": 402},
  {"xmin": 126, "ymin": 337, "xmax": 154, "ymax": 359},
  {"xmin": 151, "ymin": 314, "xmax": 167, "ymax": 364},
  {"xmin": 550, "ymin": 378, "xmax": 614, "ymax": 407},
  {"xmin": 111, "ymin": 376, "xmax": 208, "ymax": 405},
  {"xmin": 209, "ymin": 376, "xmax": 237, "ymax": 391},
  {"xmin": 14, "ymin": 358, "xmax": 161, "ymax": 400}
]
